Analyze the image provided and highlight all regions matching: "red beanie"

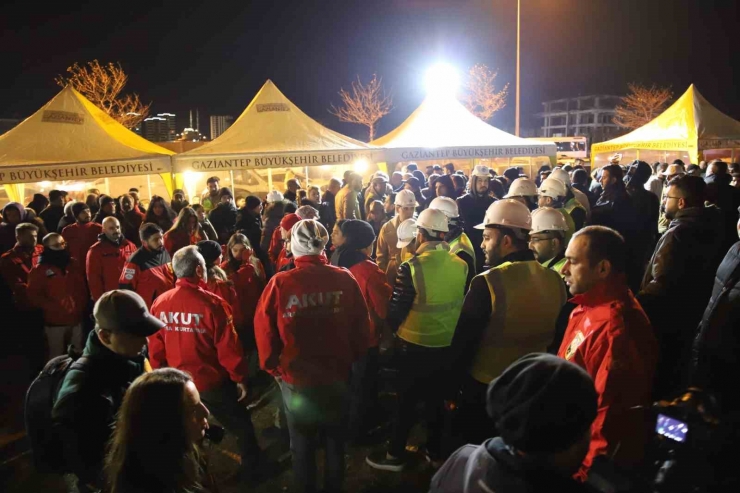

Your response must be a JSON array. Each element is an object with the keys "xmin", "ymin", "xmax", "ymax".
[{"xmin": 280, "ymin": 213, "xmax": 302, "ymax": 232}]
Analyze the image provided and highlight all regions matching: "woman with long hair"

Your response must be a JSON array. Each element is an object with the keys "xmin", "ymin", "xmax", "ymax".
[
  {"xmin": 163, "ymin": 207, "xmax": 204, "ymax": 257},
  {"xmin": 105, "ymin": 368, "xmax": 211, "ymax": 493},
  {"xmin": 221, "ymin": 233, "xmax": 265, "ymax": 347},
  {"xmin": 196, "ymin": 240, "xmax": 243, "ymax": 331},
  {"xmin": 145, "ymin": 195, "xmax": 176, "ymax": 232}
]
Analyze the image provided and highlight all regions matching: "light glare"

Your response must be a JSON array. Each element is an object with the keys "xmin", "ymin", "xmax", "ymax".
[{"xmin": 425, "ymin": 63, "xmax": 460, "ymax": 98}]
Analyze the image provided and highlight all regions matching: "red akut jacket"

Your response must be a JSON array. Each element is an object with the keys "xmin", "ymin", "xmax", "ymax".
[
  {"xmin": 221, "ymin": 259, "xmax": 265, "ymax": 328},
  {"xmin": 558, "ymin": 278, "xmax": 658, "ymax": 479},
  {"xmin": 163, "ymin": 229, "xmax": 203, "ymax": 258},
  {"xmin": 205, "ymin": 277, "xmax": 244, "ymax": 330},
  {"xmin": 118, "ymin": 246, "xmax": 175, "ymax": 309},
  {"xmin": 0, "ymin": 244, "xmax": 43, "ymax": 310},
  {"xmin": 27, "ymin": 258, "xmax": 88, "ymax": 326},
  {"xmin": 148, "ymin": 277, "xmax": 248, "ymax": 392},
  {"xmin": 268, "ymin": 227, "xmax": 284, "ymax": 265},
  {"xmin": 254, "ymin": 254, "xmax": 371, "ymax": 387},
  {"xmin": 86, "ymin": 235, "xmax": 137, "ymax": 301},
  {"xmin": 348, "ymin": 259, "xmax": 392, "ymax": 347},
  {"xmin": 61, "ymin": 222, "xmax": 103, "ymax": 270}
]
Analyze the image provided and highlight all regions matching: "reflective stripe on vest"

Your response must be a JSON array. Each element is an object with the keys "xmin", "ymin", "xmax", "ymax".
[
  {"xmin": 396, "ymin": 249, "xmax": 467, "ymax": 348},
  {"xmin": 449, "ymin": 233, "xmax": 476, "ymax": 271},
  {"xmin": 469, "ymin": 261, "xmax": 567, "ymax": 383}
]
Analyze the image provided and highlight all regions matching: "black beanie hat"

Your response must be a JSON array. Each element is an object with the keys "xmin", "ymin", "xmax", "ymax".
[
  {"xmin": 504, "ymin": 167, "xmax": 521, "ymax": 182},
  {"xmin": 341, "ymin": 220, "xmax": 376, "ymax": 250},
  {"xmin": 486, "ymin": 353, "xmax": 597, "ymax": 454},
  {"xmin": 197, "ymin": 240, "xmax": 222, "ymax": 268},
  {"xmin": 246, "ymin": 195, "xmax": 262, "ymax": 210},
  {"xmin": 99, "ymin": 195, "xmax": 115, "ymax": 209},
  {"xmin": 71, "ymin": 202, "xmax": 90, "ymax": 218}
]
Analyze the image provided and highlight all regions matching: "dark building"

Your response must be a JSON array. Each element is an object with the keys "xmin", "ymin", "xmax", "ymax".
[{"xmin": 537, "ymin": 95, "xmax": 622, "ymax": 144}]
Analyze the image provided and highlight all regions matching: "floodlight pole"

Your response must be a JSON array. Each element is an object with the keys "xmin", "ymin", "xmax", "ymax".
[{"xmin": 515, "ymin": 0, "xmax": 521, "ymax": 136}]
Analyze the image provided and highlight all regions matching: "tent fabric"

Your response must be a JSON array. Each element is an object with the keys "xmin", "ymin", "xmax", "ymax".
[
  {"xmin": 0, "ymin": 86, "xmax": 173, "ymax": 185},
  {"xmin": 592, "ymin": 85, "xmax": 740, "ymax": 164},
  {"xmin": 371, "ymin": 95, "xmax": 556, "ymax": 162},
  {"xmin": 173, "ymin": 80, "xmax": 380, "ymax": 173}
]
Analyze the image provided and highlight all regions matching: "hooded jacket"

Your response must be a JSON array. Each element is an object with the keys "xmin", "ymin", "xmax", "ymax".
[
  {"xmin": 118, "ymin": 246, "xmax": 175, "ymax": 308},
  {"xmin": 0, "ymin": 244, "xmax": 43, "ymax": 310},
  {"xmin": 86, "ymin": 234, "xmax": 137, "ymax": 302},
  {"xmin": 558, "ymin": 278, "xmax": 657, "ymax": 477},
  {"xmin": 149, "ymin": 277, "xmax": 248, "ymax": 392},
  {"xmin": 254, "ymin": 254, "xmax": 371, "ymax": 386},
  {"xmin": 27, "ymin": 255, "xmax": 87, "ymax": 326},
  {"xmin": 0, "ymin": 203, "xmax": 27, "ymax": 254},
  {"xmin": 62, "ymin": 222, "xmax": 103, "ymax": 270},
  {"xmin": 52, "ymin": 331, "xmax": 148, "ymax": 485}
]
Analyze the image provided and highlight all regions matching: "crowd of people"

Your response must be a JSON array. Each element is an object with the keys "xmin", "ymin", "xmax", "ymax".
[{"xmin": 2, "ymin": 156, "xmax": 740, "ymax": 493}]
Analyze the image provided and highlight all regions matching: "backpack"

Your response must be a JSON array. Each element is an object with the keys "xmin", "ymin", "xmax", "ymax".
[{"xmin": 24, "ymin": 349, "xmax": 92, "ymax": 473}]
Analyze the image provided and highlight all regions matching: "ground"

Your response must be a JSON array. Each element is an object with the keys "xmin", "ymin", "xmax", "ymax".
[{"xmin": 0, "ymin": 354, "xmax": 440, "ymax": 493}]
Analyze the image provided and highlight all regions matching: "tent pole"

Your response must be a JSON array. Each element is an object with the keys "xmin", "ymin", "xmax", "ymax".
[
  {"xmin": 268, "ymin": 168, "xmax": 273, "ymax": 191},
  {"xmin": 146, "ymin": 174, "xmax": 153, "ymax": 200},
  {"xmin": 305, "ymin": 166, "xmax": 309, "ymax": 188},
  {"xmin": 105, "ymin": 177, "xmax": 111, "ymax": 196},
  {"xmin": 230, "ymin": 170, "xmax": 235, "ymax": 198}
]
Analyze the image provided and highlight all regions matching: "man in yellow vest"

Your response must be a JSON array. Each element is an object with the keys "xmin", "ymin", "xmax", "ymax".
[
  {"xmin": 429, "ymin": 196, "xmax": 475, "ymax": 291},
  {"xmin": 448, "ymin": 199, "xmax": 567, "ymax": 445},
  {"xmin": 529, "ymin": 207, "xmax": 569, "ymax": 277},
  {"xmin": 366, "ymin": 208, "xmax": 467, "ymax": 472},
  {"xmin": 551, "ymin": 167, "xmax": 590, "ymax": 225},
  {"xmin": 538, "ymin": 177, "xmax": 576, "ymax": 244}
]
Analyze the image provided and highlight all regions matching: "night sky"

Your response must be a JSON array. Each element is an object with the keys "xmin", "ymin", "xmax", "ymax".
[{"xmin": 1, "ymin": 0, "xmax": 738, "ymax": 140}]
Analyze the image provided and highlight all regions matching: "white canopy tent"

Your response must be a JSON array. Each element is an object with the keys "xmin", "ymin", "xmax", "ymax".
[
  {"xmin": 0, "ymin": 86, "xmax": 174, "ymax": 202},
  {"xmin": 371, "ymin": 95, "xmax": 556, "ymax": 170}
]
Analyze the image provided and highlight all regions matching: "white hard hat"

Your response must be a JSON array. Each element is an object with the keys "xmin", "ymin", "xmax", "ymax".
[
  {"xmin": 538, "ymin": 177, "xmax": 567, "ymax": 199},
  {"xmin": 395, "ymin": 189, "xmax": 419, "ymax": 208},
  {"xmin": 504, "ymin": 177, "xmax": 538, "ymax": 198},
  {"xmin": 475, "ymin": 199, "xmax": 532, "ymax": 231},
  {"xmin": 396, "ymin": 218, "xmax": 417, "ymax": 248},
  {"xmin": 428, "ymin": 196, "xmax": 459, "ymax": 219},
  {"xmin": 372, "ymin": 171, "xmax": 389, "ymax": 183},
  {"xmin": 661, "ymin": 163, "xmax": 686, "ymax": 176},
  {"xmin": 550, "ymin": 168, "xmax": 571, "ymax": 186},
  {"xmin": 472, "ymin": 165, "xmax": 490, "ymax": 177},
  {"xmin": 266, "ymin": 190, "xmax": 284, "ymax": 203},
  {"xmin": 530, "ymin": 207, "xmax": 569, "ymax": 234},
  {"xmin": 416, "ymin": 208, "xmax": 449, "ymax": 233}
]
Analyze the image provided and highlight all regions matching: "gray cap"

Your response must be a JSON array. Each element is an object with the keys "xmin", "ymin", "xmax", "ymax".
[{"xmin": 93, "ymin": 290, "xmax": 165, "ymax": 337}]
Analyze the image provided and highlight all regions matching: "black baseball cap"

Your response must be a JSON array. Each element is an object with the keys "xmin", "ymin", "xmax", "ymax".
[{"xmin": 93, "ymin": 290, "xmax": 165, "ymax": 337}]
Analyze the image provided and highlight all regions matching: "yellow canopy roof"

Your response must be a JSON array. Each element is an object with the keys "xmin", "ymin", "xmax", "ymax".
[
  {"xmin": 371, "ymin": 94, "xmax": 556, "ymax": 162},
  {"xmin": 592, "ymin": 85, "xmax": 740, "ymax": 162},
  {"xmin": 174, "ymin": 80, "xmax": 380, "ymax": 173},
  {"xmin": 0, "ymin": 86, "xmax": 173, "ymax": 185}
]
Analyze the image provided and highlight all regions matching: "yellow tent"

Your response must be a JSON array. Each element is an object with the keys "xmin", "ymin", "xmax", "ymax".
[
  {"xmin": 592, "ymin": 85, "xmax": 740, "ymax": 166},
  {"xmin": 0, "ymin": 86, "xmax": 174, "ymax": 201}
]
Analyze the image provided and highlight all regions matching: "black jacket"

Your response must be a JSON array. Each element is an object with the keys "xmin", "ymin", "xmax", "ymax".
[
  {"xmin": 457, "ymin": 186, "xmax": 496, "ymax": 272},
  {"xmin": 705, "ymin": 174, "xmax": 740, "ymax": 252},
  {"xmin": 626, "ymin": 183, "xmax": 660, "ymax": 279},
  {"xmin": 235, "ymin": 207, "xmax": 263, "ymax": 252},
  {"xmin": 638, "ymin": 206, "xmax": 727, "ymax": 397},
  {"xmin": 691, "ymin": 242, "xmax": 740, "ymax": 415},
  {"xmin": 39, "ymin": 204, "xmax": 65, "ymax": 235},
  {"xmin": 52, "ymin": 331, "xmax": 147, "ymax": 485},
  {"xmin": 208, "ymin": 202, "xmax": 238, "ymax": 244}
]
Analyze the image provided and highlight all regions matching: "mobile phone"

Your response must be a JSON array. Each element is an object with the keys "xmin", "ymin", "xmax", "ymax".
[{"xmin": 656, "ymin": 413, "xmax": 688, "ymax": 443}]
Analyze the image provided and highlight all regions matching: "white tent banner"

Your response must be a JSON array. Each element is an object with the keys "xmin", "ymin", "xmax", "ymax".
[
  {"xmin": 0, "ymin": 156, "xmax": 171, "ymax": 185},
  {"xmin": 384, "ymin": 144, "xmax": 553, "ymax": 162},
  {"xmin": 173, "ymin": 149, "xmax": 383, "ymax": 173}
]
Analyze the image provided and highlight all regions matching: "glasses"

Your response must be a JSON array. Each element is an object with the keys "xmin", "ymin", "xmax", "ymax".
[
  {"xmin": 665, "ymin": 196, "xmax": 682, "ymax": 200},
  {"xmin": 529, "ymin": 236, "xmax": 555, "ymax": 243}
]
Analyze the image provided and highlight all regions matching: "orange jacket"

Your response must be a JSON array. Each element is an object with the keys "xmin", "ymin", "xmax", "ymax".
[
  {"xmin": 61, "ymin": 222, "xmax": 103, "ymax": 270},
  {"xmin": 558, "ymin": 279, "xmax": 658, "ymax": 478},
  {"xmin": 27, "ymin": 258, "xmax": 88, "ymax": 326},
  {"xmin": 86, "ymin": 236, "xmax": 137, "ymax": 301},
  {"xmin": 149, "ymin": 278, "xmax": 248, "ymax": 392},
  {"xmin": 0, "ymin": 244, "xmax": 42, "ymax": 310},
  {"xmin": 348, "ymin": 259, "xmax": 392, "ymax": 346},
  {"xmin": 254, "ymin": 255, "xmax": 371, "ymax": 386}
]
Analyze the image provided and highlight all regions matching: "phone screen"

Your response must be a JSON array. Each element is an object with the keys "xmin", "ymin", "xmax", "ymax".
[{"xmin": 656, "ymin": 413, "xmax": 688, "ymax": 442}]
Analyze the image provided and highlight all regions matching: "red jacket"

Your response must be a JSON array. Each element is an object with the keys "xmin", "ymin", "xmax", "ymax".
[
  {"xmin": 558, "ymin": 279, "xmax": 658, "ymax": 478},
  {"xmin": 86, "ymin": 235, "xmax": 137, "ymax": 301},
  {"xmin": 27, "ymin": 258, "xmax": 88, "ymax": 326},
  {"xmin": 163, "ymin": 229, "xmax": 203, "ymax": 258},
  {"xmin": 62, "ymin": 222, "xmax": 103, "ymax": 270},
  {"xmin": 221, "ymin": 259, "xmax": 265, "ymax": 329},
  {"xmin": 149, "ymin": 277, "xmax": 248, "ymax": 392},
  {"xmin": 118, "ymin": 246, "xmax": 175, "ymax": 309},
  {"xmin": 254, "ymin": 255, "xmax": 371, "ymax": 387},
  {"xmin": 348, "ymin": 259, "xmax": 392, "ymax": 346},
  {"xmin": 269, "ymin": 227, "xmax": 284, "ymax": 264},
  {"xmin": 205, "ymin": 277, "xmax": 244, "ymax": 330},
  {"xmin": 0, "ymin": 244, "xmax": 42, "ymax": 310}
]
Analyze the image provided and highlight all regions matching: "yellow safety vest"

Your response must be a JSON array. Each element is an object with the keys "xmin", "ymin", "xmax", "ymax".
[
  {"xmin": 557, "ymin": 207, "xmax": 576, "ymax": 245},
  {"xmin": 564, "ymin": 197, "xmax": 586, "ymax": 224},
  {"xmin": 448, "ymin": 232, "xmax": 476, "ymax": 270},
  {"xmin": 469, "ymin": 260, "xmax": 567, "ymax": 384},
  {"xmin": 396, "ymin": 243, "xmax": 468, "ymax": 348},
  {"xmin": 543, "ymin": 256, "xmax": 567, "ymax": 279}
]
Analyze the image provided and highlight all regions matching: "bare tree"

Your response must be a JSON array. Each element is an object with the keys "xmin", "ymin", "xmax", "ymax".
[
  {"xmin": 56, "ymin": 60, "xmax": 150, "ymax": 129},
  {"xmin": 329, "ymin": 74, "xmax": 393, "ymax": 141},
  {"xmin": 462, "ymin": 64, "xmax": 509, "ymax": 122},
  {"xmin": 614, "ymin": 83, "xmax": 673, "ymax": 130}
]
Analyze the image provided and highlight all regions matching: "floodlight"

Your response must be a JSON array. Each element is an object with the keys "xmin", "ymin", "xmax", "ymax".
[
  {"xmin": 353, "ymin": 159, "xmax": 368, "ymax": 173},
  {"xmin": 425, "ymin": 63, "xmax": 460, "ymax": 98}
]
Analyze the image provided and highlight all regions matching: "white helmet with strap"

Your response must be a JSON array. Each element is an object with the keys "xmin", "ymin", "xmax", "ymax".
[
  {"xmin": 538, "ymin": 177, "xmax": 567, "ymax": 199},
  {"xmin": 416, "ymin": 208, "xmax": 449, "ymax": 233},
  {"xmin": 395, "ymin": 189, "xmax": 419, "ymax": 208},
  {"xmin": 530, "ymin": 207, "xmax": 569, "ymax": 233},
  {"xmin": 428, "ymin": 196, "xmax": 459, "ymax": 219},
  {"xmin": 475, "ymin": 199, "xmax": 532, "ymax": 231},
  {"xmin": 396, "ymin": 218, "xmax": 417, "ymax": 248},
  {"xmin": 504, "ymin": 177, "xmax": 538, "ymax": 198}
]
